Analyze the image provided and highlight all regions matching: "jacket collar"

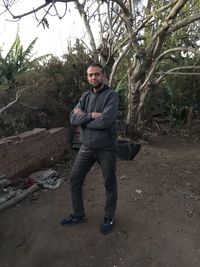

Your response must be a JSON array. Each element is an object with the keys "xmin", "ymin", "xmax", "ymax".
[{"xmin": 91, "ymin": 84, "xmax": 109, "ymax": 94}]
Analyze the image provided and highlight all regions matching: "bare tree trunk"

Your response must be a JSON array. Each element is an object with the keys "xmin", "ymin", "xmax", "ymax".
[
  {"xmin": 125, "ymin": 50, "xmax": 153, "ymax": 137},
  {"xmin": 126, "ymin": 77, "xmax": 141, "ymax": 138}
]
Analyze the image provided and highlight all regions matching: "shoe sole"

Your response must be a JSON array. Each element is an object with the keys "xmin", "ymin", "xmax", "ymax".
[
  {"xmin": 61, "ymin": 218, "xmax": 87, "ymax": 226},
  {"xmin": 100, "ymin": 228, "xmax": 113, "ymax": 234}
]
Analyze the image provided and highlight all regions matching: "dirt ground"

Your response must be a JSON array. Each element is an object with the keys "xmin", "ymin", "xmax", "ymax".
[{"xmin": 0, "ymin": 134, "xmax": 200, "ymax": 267}]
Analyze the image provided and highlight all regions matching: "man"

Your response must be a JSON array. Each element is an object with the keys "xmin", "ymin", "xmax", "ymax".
[{"xmin": 60, "ymin": 63, "xmax": 119, "ymax": 234}]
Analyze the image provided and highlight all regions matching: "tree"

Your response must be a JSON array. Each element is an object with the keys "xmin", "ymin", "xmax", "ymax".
[
  {"xmin": 0, "ymin": 33, "xmax": 38, "ymax": 88},
  {"xmin": 2, "ymin": 0, "xmax": 200, "ymax": 137},
  {"xmin": 0, "ymin": 33, "xmax": 51, "ymax": 114},
  {"xmin": 0, "ymin": 39, "xmax": 91, "ymax": 137},
  {"xmin": 112, "ymin": 0, "xmax": 200, "ymax": 136}
]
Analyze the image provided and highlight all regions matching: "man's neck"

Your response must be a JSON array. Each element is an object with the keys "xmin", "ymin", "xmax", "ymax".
[{"xmin": 93, "ymin": 84, "xmax": 104, "ymax": 93}]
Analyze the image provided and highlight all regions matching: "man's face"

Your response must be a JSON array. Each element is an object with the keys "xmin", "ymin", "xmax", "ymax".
[{"xmin": 87, "ymin": 66, "xmax": 105, "ymax": 89}]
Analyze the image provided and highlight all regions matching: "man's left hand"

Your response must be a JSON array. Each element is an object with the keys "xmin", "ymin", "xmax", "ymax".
[{"xmin": 74, "ymin": 108, "xmax": 84, "ymax": 114}]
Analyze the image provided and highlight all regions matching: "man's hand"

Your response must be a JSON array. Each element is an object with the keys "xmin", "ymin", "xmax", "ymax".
[
  {"xmin": 91, "ymin": 112, "xmax": 102, "ymax": 119},
  {"xmin": 74, "ymin": 108, "xmax": 84, "ymax": 114},
  {"xmin": 74, "ymin": 108, "xmax": 102, "ymax": 119}
]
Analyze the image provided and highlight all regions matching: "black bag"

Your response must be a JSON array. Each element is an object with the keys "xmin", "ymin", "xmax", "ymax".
[{"xmin": 116, "ymin": 140, "xmax": 141, "ymax": 160}]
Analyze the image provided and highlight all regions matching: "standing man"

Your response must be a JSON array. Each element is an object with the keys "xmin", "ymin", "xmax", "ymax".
[{"xmin": 60, "ymin": 63, "xmax": 119, "ymax": 234}]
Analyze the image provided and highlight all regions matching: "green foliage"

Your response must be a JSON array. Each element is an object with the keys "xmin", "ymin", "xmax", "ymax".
[
  {"xmin": 115, "ymin": 74, "xmax": 128, "ymax": 116},
  {"xmin": 112, "ymin": 56, "xmax": 130, "ymax": 114},
  {"xmin": 0, "ymin": 39, "xmax": 91, "ymax": 137},
  {"xmin": 0, "ymin": 115, "xmax": 28, "ymax": 138},
  {"xmin": 0, "ymin": 34, "xmax": 36, "ymax": 87},
  {"xmin": 0, "ymin": 33, "xmax": 51, "ymax": 90},
  {"xmin": 147, "ymin": 74, "xmax": 200, "ymax": 126}
]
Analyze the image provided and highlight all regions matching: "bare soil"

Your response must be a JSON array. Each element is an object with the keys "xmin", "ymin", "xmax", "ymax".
[{"xmin": 0, "ymin": 135, "xmax": 200, "ymax": 267}]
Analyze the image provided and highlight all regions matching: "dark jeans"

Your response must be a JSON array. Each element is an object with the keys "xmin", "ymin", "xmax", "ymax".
[{"xmin": 70, "ymin": 145, "xmax": 117, "ymax": 218}]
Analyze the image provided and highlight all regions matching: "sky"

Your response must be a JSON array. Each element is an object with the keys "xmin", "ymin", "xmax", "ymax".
[{"xmin": 0, "ymin": 0, "xmax": 87, "ymax": 58}]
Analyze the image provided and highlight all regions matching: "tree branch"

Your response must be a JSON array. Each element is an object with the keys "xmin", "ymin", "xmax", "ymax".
[
  {"xmin": 139, "ymin": 47, "xmax": 200, "ymax": 91},
  {"xmin": 6, "ymin": 0, "xmax": 75, "ymax": 20},
  {"xmin": 135, "ymin": 0, "xmax": 176, "ymax": 36},
  {"xmin": 12, "ymin": 3, "xmax": 49, "ymax": 20},
  {"xmin": 166, "ymin": 0, "xmax": 188, "ymax": 21},
  {"xmin": 109, "ymin": 38, "xmax": 132, "ymax": 86},
  {"xmin": 74, "ymin": 0, "xmax": 97, "ymax": 58},
  {"xmin": 155, "ymin": 66, "xmax": 200, "ymax": 84},
  {"xmin": 18, "ymin": 102, "xmax": 38, "ymax": 110},
  {"xmin": 168, "ymin": 12, "xmax": 200, "ymax": 33},
  {"xmin": 0, "ymin": 88, "xmax": 26, "ymax": 114},
  {"xmin": 148, "ymin": 0, "xmax": 189, "ymax": 52}
]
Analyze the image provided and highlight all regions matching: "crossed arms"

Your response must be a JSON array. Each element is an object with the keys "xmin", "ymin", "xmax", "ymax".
[{"xmin": 70, "ymin": 93, "xmax": 119, "ymax": 129}]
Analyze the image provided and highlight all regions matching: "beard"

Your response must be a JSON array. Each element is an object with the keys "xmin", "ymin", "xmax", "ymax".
[{"xmin": 89, "ymin": 81, "xmax": 103, "ymax": 90}]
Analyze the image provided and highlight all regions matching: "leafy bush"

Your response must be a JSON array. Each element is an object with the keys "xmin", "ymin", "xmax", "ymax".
[{"xmin": 0, "ymin": 40, "xmax": 91, "ymax": 137}]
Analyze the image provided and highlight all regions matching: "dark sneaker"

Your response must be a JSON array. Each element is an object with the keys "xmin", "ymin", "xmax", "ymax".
[
  {"xmin": 100, "ymin": 217, "xmax": 114, "ymax": 234},
  {"xmin": 60, "ymin": 214, "xmax": 86, "ymax": 226}
]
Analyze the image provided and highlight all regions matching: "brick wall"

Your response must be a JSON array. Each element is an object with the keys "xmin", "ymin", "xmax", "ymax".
[{"xmin": 0, "ymin": 127, "xmax": 72, "ymax": 180}]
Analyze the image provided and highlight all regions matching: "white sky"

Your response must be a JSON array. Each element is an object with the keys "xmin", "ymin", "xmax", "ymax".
[{"xmin": 0, "ymin": 0, "xmax": 87, "ymax": 58}]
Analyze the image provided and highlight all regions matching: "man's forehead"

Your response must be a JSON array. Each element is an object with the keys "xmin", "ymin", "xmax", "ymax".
[{"xmin": 87, "ymin": 66, "xmax": 102, "ymax": 74}]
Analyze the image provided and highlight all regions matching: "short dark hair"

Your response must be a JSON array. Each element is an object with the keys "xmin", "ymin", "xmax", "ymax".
[{"xmin": 87, "ymin": 62, "xmax": 105, "ymax": 73}]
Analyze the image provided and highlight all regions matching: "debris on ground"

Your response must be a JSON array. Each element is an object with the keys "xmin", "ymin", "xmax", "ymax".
[
  {"xmin": 26, "ymin": 169, "xmax": 64, "ymax": 189},
  {"xmin": 0, "ymin": 168, "xmax": 65, "ymax": 212},
  {"xmin": 0, "ymin": 177, "xmax": 11, "ymax": 188},
  {"xmin": 0, "ymin": 184, "xmax": 39, "ymax": 212}
]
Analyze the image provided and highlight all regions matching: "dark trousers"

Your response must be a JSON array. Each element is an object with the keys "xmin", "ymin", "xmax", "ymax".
[{"xmin": 70, "ymin": 145, "xmax": 117, "ymax": 218}]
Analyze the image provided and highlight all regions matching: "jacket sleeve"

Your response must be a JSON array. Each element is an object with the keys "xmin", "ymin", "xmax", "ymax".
[
  {"xmin": 70, "ymin": 93, "xmax": 93, "ymax": 126},
  {"xmin": 86, "ymin": 92, "xmax": 119, "ymax": 129}
]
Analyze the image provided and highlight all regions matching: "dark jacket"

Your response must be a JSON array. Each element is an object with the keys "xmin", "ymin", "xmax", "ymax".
[{"xmin": 70, "ymin": 85, "xmax": 119, "ymax": 149}]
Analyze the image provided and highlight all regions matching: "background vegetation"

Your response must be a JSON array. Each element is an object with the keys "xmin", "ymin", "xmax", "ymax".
[
  {"xmin": 0, "ymin": 35, "xmax": 200, "ymax": 139},
  {"xmin": 1, "ymin": 1, "xmax": 200, "ymax": 139},
  {"xmin": 0, "ymin": 38, "xmax": 92, "ymax": 137}
]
